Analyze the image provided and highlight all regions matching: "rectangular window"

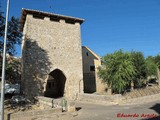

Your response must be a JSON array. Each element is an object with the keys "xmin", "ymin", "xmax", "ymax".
[
  {"xmin": 86, "ymin": 52, "xmax": 89, "ymax": 56},
  {"xmin": 90, "ymin": 66, "xmax": 95, "ymax": 71}
]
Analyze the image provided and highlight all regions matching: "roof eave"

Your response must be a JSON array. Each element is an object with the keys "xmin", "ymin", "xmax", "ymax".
[{"xmin": 20, "ymin": 8, "xmax": 84, "ymax": 32}]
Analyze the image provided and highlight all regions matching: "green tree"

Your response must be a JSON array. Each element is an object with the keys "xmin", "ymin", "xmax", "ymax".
[
  {"xmin": 0, "ymin": 6, "xmax": 4, "ymax": 48},
  {"xmin": 0, "ymin": 8, "xmax": 21, "ymax": 55},
  {"xmin": 145, "ymin": 56, "xmax": 157, "ymax": 77},
  {"xmin": 154, "ymin": 54, "xmax": 160, "ymax": 82},
  {"xmin": 131, "ymin": 51, "xmax": 147, "ymax": 88},
  {"xmin": 5, "ymin": 56, "xmax": 21, "ymax": 83},
  {"xmin": 98, "ymin": 50, "xmax": 136, "ymax": 94},
  {"xmin": 0, "ymin": 6, "xmax": 21, "ymax": 83},
  {"xmin": 154, "ymin": 54, "xmax": 160, "ymax": 68}
]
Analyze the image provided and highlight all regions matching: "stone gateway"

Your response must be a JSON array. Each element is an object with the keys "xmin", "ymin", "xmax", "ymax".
[{"xmin": 20, "ymin": 9, "xmax": 84, "ymax": 100}]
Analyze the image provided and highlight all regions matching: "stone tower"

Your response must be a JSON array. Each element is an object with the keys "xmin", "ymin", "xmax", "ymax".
[{"xmin": 20, "ymin": 9, "xmax": 84, "ymax": 100}]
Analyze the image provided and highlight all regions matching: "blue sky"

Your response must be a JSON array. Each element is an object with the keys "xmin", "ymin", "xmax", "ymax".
[{"xmin": 1, "ymin": 0, "xmax": 160, "ymax": 57}]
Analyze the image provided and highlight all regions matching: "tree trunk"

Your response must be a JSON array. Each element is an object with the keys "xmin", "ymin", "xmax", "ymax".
[
  {"xmin": 131, "ymin": 80, "xmax": 134, "ymax": 91},
  {"xmin": 107, "ymin": 88, "xmax": 112, "ymax": 95},
  {"xmin": 107, "ymin": 85, "xmax": 112, "ymax": 95}
]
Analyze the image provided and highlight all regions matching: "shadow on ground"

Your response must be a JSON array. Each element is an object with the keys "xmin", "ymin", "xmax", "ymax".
[
  {"xmin": 141, "ymin": 103, "xmax": 160, "ymax": 120},
  {"xmin": 76, "ymin": 107, "xmax": 82, "ymax": 111}
]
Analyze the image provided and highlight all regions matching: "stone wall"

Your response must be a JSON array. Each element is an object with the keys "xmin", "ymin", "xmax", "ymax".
[
  {"xmin": 82, "ymin": 46, "xmax": 107, "ymax": 93},
  {"xmin": 78, "ymin": 93, "xmax": 122, "ymax": 104},
  {"xmin": 21, "ymin": 12, "xmax": 84, "ymax": 100}
]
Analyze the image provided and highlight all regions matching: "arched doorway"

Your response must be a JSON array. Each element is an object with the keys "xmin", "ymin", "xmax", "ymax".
[{"xmin": 44, "ymin": 69, "xmax": 66, "ymax": 98}]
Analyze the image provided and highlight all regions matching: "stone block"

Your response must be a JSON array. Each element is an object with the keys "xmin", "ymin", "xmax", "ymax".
[{"xmin": 67, "ymin": 101, "xmax": 75, "ymax": 112}]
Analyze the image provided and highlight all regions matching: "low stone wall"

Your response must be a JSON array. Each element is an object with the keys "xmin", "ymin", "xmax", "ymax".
[
  {"xmin": 120, "ymin": 85, "xmax": 160, "ymax": 104},
  {"xmin": 38, "ymin": 96, "xmax": 62, "ymax": 109},
  {"xmin": 121, "ymin": 93, "xmax": 160, "ymax": 105},
  {"xmin": 78, "ymin": 93, "xmax": 122, "ymax": 105},
  {"xmin": 38, "ymin": 96, "xmax": 75, "ymax": 112}
]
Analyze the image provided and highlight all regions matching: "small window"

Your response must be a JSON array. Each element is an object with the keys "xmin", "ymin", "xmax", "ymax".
[
  {"xmin": 86, "ymin": 52, "xmax": 89, "ymax": 56},
  {"xmin": 90, "ymin": 66, "xmax": 95, "ymax": 71}
]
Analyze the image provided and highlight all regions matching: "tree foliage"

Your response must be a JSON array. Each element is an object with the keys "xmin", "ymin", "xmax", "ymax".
[
  {"xmin": 98, "ymin": 50, "xmax": 136, "ymax": 94},
  {"xmin": 145, "ymin": 56, "xmax": 157, "ymax": 77},
  {"xmin": 0, "ymin": 6, "xmax": 4, "ymax": 38},
  {"xmin": 146, "ymin": 55, "xmax": 160, "ymax": 81},
  {"xmin": 131, "ymin": 51, "xmax": 147, "ymax": 88},
  {"xmin": 6, "ymin": 56, "xmax": 21, "ymax": 83},
  {"xmin": 0, "ymin": 55, "xmax": 21, "ymax": 83},
  {"xmin": 0, "ymin": 8, "xmax": 21, "ymax": 55},
  {"xmin": 0, "ymin": 6, "xmax": 21, "ymax": 83},
  {"xmin": 154, "ymin": 54, "xmax": 160, "ymax": 69},
  {"xmin": 99, "ymin": 49, "xmax": 160, "ymax": 94}
]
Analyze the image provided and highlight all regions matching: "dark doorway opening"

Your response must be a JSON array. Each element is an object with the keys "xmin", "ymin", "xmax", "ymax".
[
  {"xmin": 83, "ymin": 72, "xmax": 96, "ymax": 93},
  {"xmin": 45, "ymin": 69, "xmax": 66, "ymax": 98}
]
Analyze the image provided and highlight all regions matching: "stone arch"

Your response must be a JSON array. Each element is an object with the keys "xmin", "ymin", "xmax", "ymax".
[{"xmin": 44, "ymin": 69, "xmax": 66, "ymax": 98}]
